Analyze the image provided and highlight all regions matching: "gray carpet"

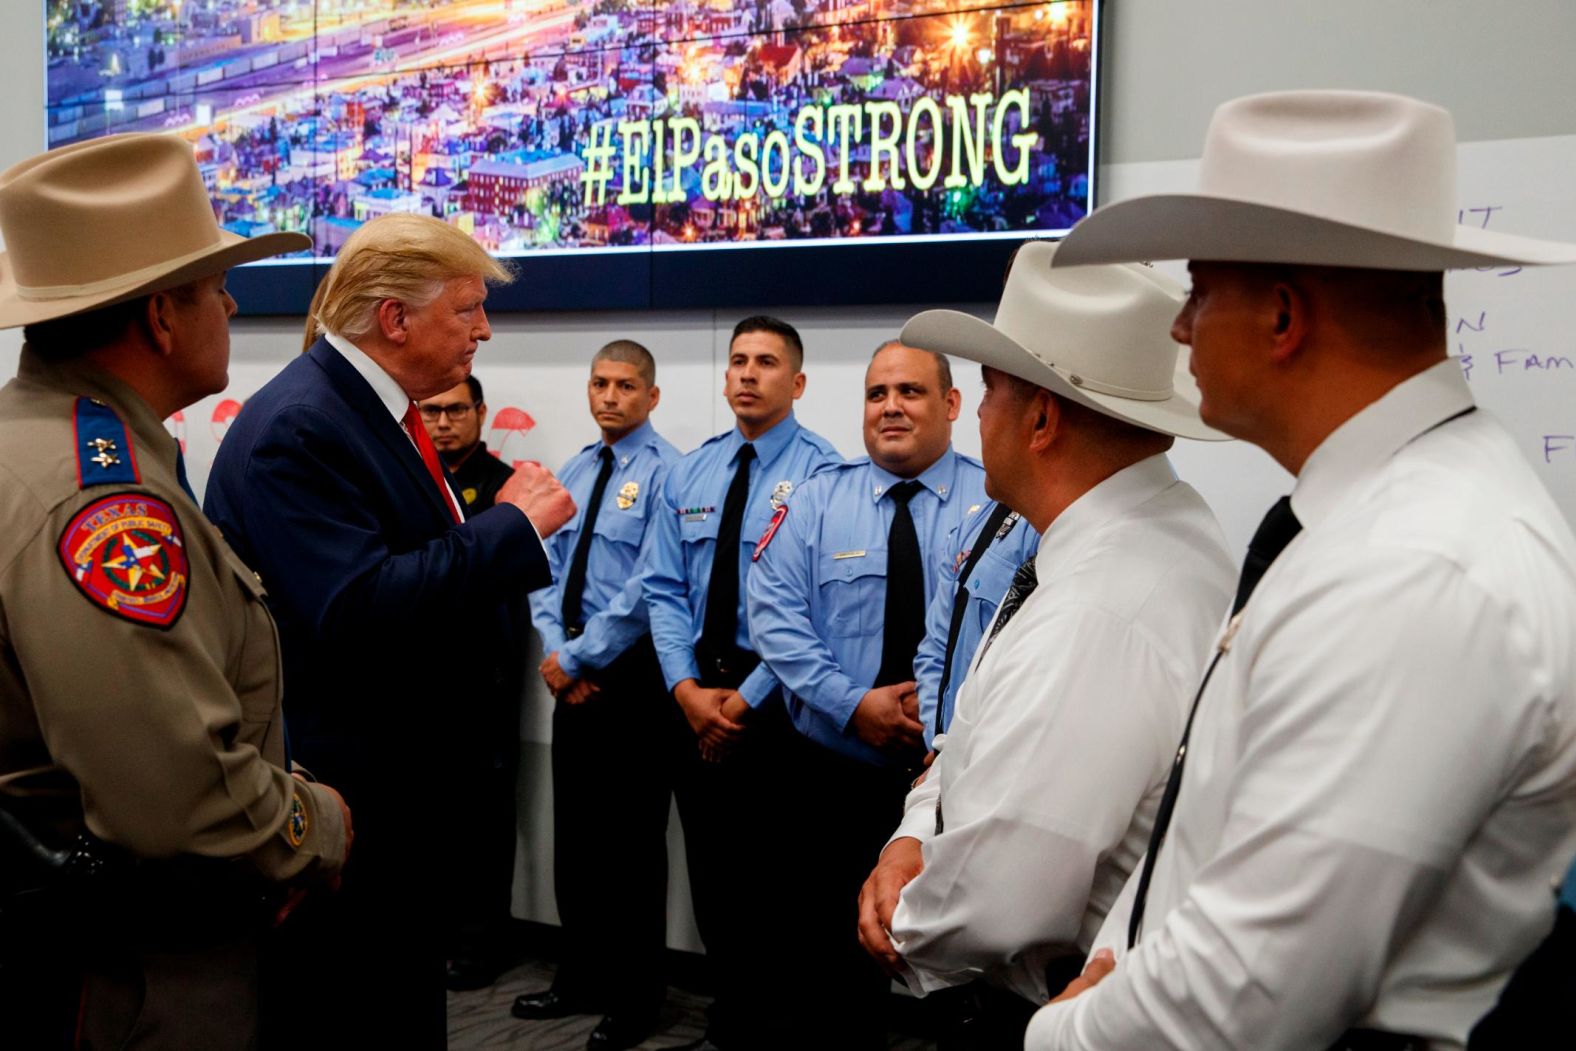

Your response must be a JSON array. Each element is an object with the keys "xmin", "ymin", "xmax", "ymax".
[{"xmin": 448, "ymin": 957, "xmax": 940, "ymax": 1050}]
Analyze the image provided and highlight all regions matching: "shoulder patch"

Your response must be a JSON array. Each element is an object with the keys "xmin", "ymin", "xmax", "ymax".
[
  {"xmin": 73, "ymin": 397, "xmax": 140, "ymax": 488},
  {"xmin": 57, "ymin": 493, "xmax": 189, "ymax": 629},
  {"xmin": 286, "ymin": 792, "xmax": 308, "ymax": 848}
]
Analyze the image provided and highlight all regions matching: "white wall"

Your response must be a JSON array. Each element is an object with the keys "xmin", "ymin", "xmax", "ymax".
[{"xmin": 5, "ymin": 0, "xmax": 1575, "ymax": 948}]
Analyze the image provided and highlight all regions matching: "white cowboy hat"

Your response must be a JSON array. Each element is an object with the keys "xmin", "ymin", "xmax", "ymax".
[
  {"xmin": 0, "ymin": 133, "xmax": 310, "ymax": 329},
  {"xmin": 1054, "ymin": 90, "xmax": 1576, "ymax": 271},
  {"xmin": 901, "ymin": 240, "xmax": 1226, "ymax": 441}
]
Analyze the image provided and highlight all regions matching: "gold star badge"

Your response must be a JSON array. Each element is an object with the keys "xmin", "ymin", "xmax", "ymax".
[{"xmin": 616, "ymin": 480, "xmax": 639, "ymax": 510}]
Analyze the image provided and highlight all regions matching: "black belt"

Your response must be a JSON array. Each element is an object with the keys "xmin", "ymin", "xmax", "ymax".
[
  {"xmin": 1, "ymin": 802, "xmax": 278, "ymax": 946},
  {"xmin": 695, "ymin": 638, "xmax": 761, "ymax": 691}
]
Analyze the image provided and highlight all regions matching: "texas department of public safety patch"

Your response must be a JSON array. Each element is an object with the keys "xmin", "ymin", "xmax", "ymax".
[{"xmin": 56, "ymin": 493, "xmax": 190, "ymax": 629}]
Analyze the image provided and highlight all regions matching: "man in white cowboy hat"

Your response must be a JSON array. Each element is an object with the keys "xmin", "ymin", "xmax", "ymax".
[
  {"xmin": 0, "ymin": 133, "xmax": 351, "ymax": 1048},
  {"xmin": 1027, "ymin": 90, "xmax": 1576, "ymax": 1050},
  {"xmin": 854, "ymin": 241, "xmax": 1235, "ymax": 1050}
]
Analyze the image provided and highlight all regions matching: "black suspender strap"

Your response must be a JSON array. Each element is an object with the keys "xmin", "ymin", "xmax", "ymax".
[{"xmin": 933, "ymin": 502, "xmax": 1017, "ymax": 741}]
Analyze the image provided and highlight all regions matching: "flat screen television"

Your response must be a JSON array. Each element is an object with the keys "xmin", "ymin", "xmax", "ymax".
[{"xmin": 46, "ymin": 0, "xmax": 1101, "ymax": 312}]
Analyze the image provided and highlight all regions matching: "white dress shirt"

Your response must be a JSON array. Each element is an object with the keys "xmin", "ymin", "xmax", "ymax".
[
  {"xmin": 1029, "ymin": 359, "xmax": 1576, "ymax": 1050},
  {"xmin": 888, "ymin": 454, "xmax": 1234, "ymax": 1003},
  {"xmin": 325, "ymin": 330, "xmax": 466, "ymax": 522}
]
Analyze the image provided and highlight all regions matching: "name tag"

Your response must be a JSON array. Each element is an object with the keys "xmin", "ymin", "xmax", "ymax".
[
  {"xmin": 833, "ymin": 550, "xmax": 867, "ymax": 560},
  {"xmin": 684, "ymin": 513, "xmax": 709, "ymax": 523}
]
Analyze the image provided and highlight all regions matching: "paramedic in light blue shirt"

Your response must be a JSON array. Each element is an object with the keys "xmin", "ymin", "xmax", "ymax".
[
  {"xmin": 639, "ymin": 316, "xmax": 841, "ymax": 1051},
  {"xmin": 518, "ymin": 340, "xmax": 680, "ymax": 1047},
  {"xmin": 913, "ymin": 499, "xmax": 1041, "ymax": 749},
  {"xmin": 744, "ymin": 341, "xmax": 985, "ymax": 1048}
]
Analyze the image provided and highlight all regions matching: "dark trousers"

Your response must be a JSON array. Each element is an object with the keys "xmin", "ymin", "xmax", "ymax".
[
  {"xmin": 933, "ymin": 981, "xmax": 1042, "ymax": 1051},
  {"xmin": 550, "ymin": 636, "xmax": 674, "ymax": 1015},
  {"xmin": 780, "ymin": 742, "xmax": 913, "ymax": 1050},
  {"xmin": 443, "ymin": 733, "xmax": 521, "ymax": 965},
  {"xmin": 4, "ymin": 896, "xmax": 264, "ymax": 1050},
  {"xmin": 264, "ymin": 770, "xmax": 449, "ymax": 1050},
  {"xmin": 670, "ymin": 698, "xmax": 803, "ymax": 1050}
]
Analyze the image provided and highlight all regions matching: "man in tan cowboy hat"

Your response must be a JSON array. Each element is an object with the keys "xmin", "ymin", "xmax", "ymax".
[
  {"xmin": 0, "ymin": 133, "xmax": 352, "ymax": 1048},
  {"xmin": 854, "ymin": 241, "xmax": 1235, "ymax": 1050},
  {"xmin": 1027, "ymin": 91, "xmax": 1576, "ymax": 1050}
]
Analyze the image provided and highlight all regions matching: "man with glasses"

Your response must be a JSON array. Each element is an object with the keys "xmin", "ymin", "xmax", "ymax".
[
  {"xmin": 413, "ymin": 379, "xmax": 525, "ymax": 989},
  {"xmin": 419, "ymin": 374, "xmax": 515, "ymax": 514}
]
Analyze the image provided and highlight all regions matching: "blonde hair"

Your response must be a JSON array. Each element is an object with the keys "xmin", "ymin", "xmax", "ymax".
[{"xmin": 308, "ymin": 214, "xmax": 514, "ymax": 344}]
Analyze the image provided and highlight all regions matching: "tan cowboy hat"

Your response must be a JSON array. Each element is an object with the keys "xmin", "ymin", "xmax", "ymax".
[
  {"xmin": 0, "ymin": 133, "xmax": 310, "ymax": 329},
  {"xmin": 901, "ymin": 241, "xmax": 1226, "ymax": 441},
  {"xmin": 1054, "ymin": 90, "xmax": 1576, "ymax": 271}
]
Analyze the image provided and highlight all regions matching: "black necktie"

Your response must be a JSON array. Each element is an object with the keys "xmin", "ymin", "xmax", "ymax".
[
  {"xmin": 934, "ymin": 503, "xmax": 1016, "ymax": 738},
  {"xmin": 701, "ymin": 442, "xmax": 756, "ymax": 656},
  {"xmin": 876, "ymin": 480, "xmax": 927, "ymax": 687},
  {"xmin": 1127, "ymin": 495, "xmax": 1303, "ymax": 949},
  {"xmin": 978, "ymin": 555, "xmax": 1038, "ymax": 658},
  {"xmin": 560, "ymin": 446, "xmax": 614, "ymax": 635}
]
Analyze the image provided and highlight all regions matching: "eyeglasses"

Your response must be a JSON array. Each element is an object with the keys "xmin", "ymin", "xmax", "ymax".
[{"xmin": 418, "ymin": 401, "xmax": 479, "ymax": 422}]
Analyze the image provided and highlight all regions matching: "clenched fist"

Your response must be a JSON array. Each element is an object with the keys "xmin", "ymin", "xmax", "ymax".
[{"xmin": 498, "ymin": 462, "xmax": 577, "ymax": 537}]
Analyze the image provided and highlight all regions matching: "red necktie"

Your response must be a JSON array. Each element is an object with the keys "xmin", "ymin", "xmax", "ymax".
[{"xmin": 401, "ymin": 401, "xmax": 463, "ymax": 524}]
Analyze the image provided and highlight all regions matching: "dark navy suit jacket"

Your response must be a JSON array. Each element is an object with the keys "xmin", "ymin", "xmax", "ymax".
[{"xmin": 204, "ymin": 338, "xmax": 549, "ymax": 811}]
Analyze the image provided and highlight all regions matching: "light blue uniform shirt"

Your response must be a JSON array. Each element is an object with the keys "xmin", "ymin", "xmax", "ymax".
[
  {"xmin": 643, "ymin": 412, "xmax": 842, "ymax": 706},
  {"xmin": 913, "ymin": 499, "xmax": 1042, "ymax": 748},
  {"xmin": 746, "ymin": 448, "xmax": 986, "ymax": 766},
  {"xmin": 530, "ymin": 420, "xmax": 681, "ymax": 678}
]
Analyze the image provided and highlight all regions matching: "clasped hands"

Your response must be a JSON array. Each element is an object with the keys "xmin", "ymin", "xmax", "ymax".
[
  {"xmin": 542, "ymin": 651, "xmax": 599, "ymax": 705},
  {"xmin": 673, "ymin": 679, "xmax": 750, "ymax": 762}
]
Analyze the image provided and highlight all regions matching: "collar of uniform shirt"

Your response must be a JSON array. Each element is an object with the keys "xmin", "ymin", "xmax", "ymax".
[
  {"xmin": 325, "ymin": 330, "xmax": 412, "ymax": 423},
  {"xmin": 864, "ymin": 446, "xmax": 963, "ymax": 504},
  {"xmin": 605, "ymin": 417, "xmax": 658, "ymax": 461},
  {"xmin": 18, "ymin": 347, "xmax": 183, "ymax": 472},
  {"xmin": 725, "ymin": 409, "xmax": 801, "ymax": 467},
  {"xmin": 1291, "ymin": 357, "xmax": 1475, "ymax": 532},
  {"xmin": 1035, "ymin": 452, "xmax": 1181, "ymax": 579}
]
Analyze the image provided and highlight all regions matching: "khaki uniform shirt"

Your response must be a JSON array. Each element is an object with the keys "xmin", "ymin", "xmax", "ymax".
[{"xmin": 0, "ymin": 348, "xmax": 345, "ymax": 882}]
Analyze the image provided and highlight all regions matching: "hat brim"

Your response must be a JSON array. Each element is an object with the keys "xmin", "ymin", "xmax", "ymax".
[
  {"xmin": 901, "ymin": 308, "xmax": 1228, "ymax": 442},
  {"xmin": 0, "ymin": 229, "xmax": 310, "ymax": 329},
  {"xmin": 1053, "ymin": 193, "xmax": 1576, "ymax": 271}
]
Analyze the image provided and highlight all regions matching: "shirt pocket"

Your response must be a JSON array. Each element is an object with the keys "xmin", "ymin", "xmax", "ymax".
[
  {"xmin": 679, "ymin": 511, "xmax": 722, "ymax": 580},
  {"xmin": 592, "ymin": 504, "xmax": 646, "ymax": 554},
  {"xmin": 817, "ymin": 545, "xmax": 888, "ymax": 638},
  {"xmin": 214, "ymin": 537, "xmax": 280, "ymax": 729},
  {"xmin": 967, "ymin": 547, "xmax": 1020, "ymax": 636}
]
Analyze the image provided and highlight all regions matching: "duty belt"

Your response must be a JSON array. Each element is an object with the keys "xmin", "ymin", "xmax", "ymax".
[{"xmin": 0, "ymin": 801, "xmax": 278, "ymax": 940}]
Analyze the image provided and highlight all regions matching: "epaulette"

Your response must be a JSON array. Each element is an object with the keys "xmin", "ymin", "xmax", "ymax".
[
  {"xmin": 73, "ymin": 397, "xmax": 140, "ymax": 489},
  {"xmin": 797, "ymin": 428, "xmax": 842, "ymax": 456}
]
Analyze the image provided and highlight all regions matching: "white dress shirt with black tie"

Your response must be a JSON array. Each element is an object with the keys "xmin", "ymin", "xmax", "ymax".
[
  {"xmin": 1028, "ymin": 359, "xmax": 1576, "ymax": 1050},
  {"xmin": 887, "ymin": 453, "xmax": 1234, "ymax": 1003}
]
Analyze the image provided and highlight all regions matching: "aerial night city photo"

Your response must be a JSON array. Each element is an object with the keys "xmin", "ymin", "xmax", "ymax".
[{"xmin": 47, "ymin": 0, "xmax": 1096, "ymax": 257}]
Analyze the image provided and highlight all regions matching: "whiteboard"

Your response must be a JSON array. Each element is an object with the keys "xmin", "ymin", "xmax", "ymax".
[{"xmin": 1104, "ymin": 134, "xmax": 1576, "ymax": 548}]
